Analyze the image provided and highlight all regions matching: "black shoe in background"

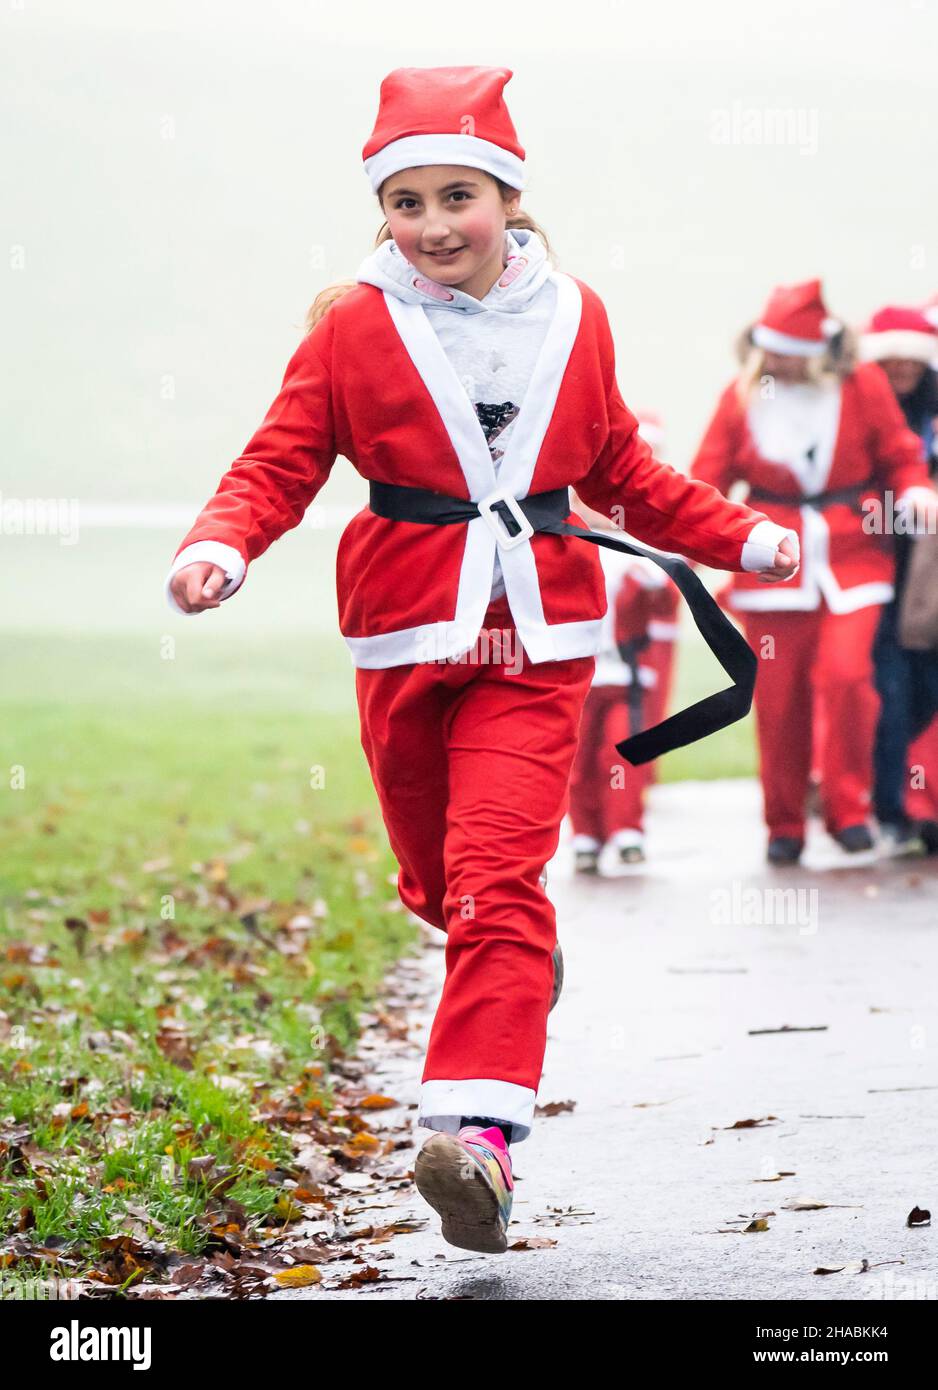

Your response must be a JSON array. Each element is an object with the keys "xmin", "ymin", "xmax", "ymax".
[
  {"xmin": 918, "ymin": 820, "xmax": 938, "ymax": 855},
  {"xmin": 834, "ymin": 823, "xmax": 875, "ymax": 853},
  {"xmin": 767, "ymin": 836, "xmax": 804, "ymax": 865},
  {"xmin": 574, "ymin": 849, "xmax": 600, "ymax": 875}
]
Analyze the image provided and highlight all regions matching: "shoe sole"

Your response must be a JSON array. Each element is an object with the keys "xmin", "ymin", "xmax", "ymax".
[
  {"xmin": 414, "ymin": 1133, "xmax": 509, "ymax": 1254},
  {"xmin": 549, "ymin": 942, "xmax": 563, "ymax": 1012}
]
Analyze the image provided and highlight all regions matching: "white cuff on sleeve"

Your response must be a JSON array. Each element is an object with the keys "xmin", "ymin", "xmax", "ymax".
[
  {"xmin": 896, "ymin": 485, "xmax": 938, "ymax": 507},
  {"xmin": 164, "ymin": 541, "xmax": 247, "ymax": 616},
  {"xmin": 740, "ymin": 518, "xmax": 800, "ymax": 573}
]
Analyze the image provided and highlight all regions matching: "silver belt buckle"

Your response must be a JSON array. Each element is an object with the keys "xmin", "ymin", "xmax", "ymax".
[{"xmin": 477, "ymin": 487, "xmax": 535, "ymax": 551}]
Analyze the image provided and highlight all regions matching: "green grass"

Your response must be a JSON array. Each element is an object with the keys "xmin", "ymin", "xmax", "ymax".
[
  {"xmin": 663, "ymin": 629, "xmax": 757, "ymax": 782},
  {"xmin": 0, "ymin": 630, "xmax": 417, "ymax": 1292},
  {"xmin": 0, "ymin": 624, "xmax": 754, "ymax": 1294}
]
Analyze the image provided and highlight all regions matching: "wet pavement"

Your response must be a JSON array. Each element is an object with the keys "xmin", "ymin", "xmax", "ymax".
[{"xmin": 272, "ymin": 779, "xmax": 938, "ymax": 1301}]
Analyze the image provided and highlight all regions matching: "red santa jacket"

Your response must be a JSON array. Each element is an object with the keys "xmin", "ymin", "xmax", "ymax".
[
  {"xmin": 165, "ymin": 273, "xmax": 793, "ymax": 666},
  {"xmin": 690, "ymin": 364, "xmax": 932, "ymax": 614}
]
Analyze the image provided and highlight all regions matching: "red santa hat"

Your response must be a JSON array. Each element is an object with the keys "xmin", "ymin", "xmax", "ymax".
[
  {"xmin": 362, "ymin": 66, "xmax": 526, "ymax": 197},
  {"xmin": 859, "ymin": 305, "xmax": 938, "ymax": 364},
  {"xmin": 751, "ymin": 279, "xmax": 842, "ymax": 357}
]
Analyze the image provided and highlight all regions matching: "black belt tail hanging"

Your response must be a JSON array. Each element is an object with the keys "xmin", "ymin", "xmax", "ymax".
[{"xmin": 367, "ymin": 480, "xmax": 758, "ymax": 767}]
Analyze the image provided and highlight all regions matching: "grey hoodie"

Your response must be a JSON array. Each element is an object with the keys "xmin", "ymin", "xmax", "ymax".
[{"xmin": 355, "ymin": 229, "xmax": 558, "ymax": 600}]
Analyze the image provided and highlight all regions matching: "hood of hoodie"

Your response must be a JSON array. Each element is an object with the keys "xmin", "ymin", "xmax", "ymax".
[{"xmin": 355, "ymin": 227, "xmax": 552, "ymax": 316}]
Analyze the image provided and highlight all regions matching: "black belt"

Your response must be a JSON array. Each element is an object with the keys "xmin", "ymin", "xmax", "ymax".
[
  {"xmin": 617, "ymin": 636, "xmax": 651, "ymax": 737},
  {"xmin": 368, "ymin": 480, "xmax": 757, "ymax": 767},
  {"xmin": 748, "ymin": 484, "xmax": 866, "ymax": 510}
]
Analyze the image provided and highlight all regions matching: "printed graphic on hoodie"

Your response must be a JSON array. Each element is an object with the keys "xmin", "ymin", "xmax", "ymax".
[{"xmin": 475, "ymin": 400, "xmax": 519, "ymax": 471}]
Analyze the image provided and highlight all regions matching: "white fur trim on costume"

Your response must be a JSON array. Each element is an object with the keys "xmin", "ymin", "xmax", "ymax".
[
  {"xmin": 364, "ymin": 134, "xmax": 525, "ymax": 195},
  {"xmin": 164, "ymin": 541, "xmax": 246, "ymax": 616},
  {"xmin": 591, "ymin": 660, "xmax": 657, "ymax": 688},
  {"xmin": 746, "ymin": 380, "xmax": 842, "ymax": 495},
  {"xmin": 731, "ymin": 579, "xmax": 893, "ymax": 613},
  {"xmin": 897, "ymin": 485, "xmax": 938, "ymax": 507},
  {"xmin": 648, "ymin": 619, "xmax": 680, "ymax": 641},
  {"xmin": 573, "ymin": 834, "xmax": 602, "ymax": 852},
  {"xmin": 611, "ymin": 827, "xmax": 644, "ymax": 851},
  {"xmin": 740, "ymin": 518, "xmax": 800, "ymax": 573},
  {"xmin": 419, "ymin": 1078, "xmax": 537, "ymax": 1144},
  {"xmin": 730, "ymin": 505, "xmax": 893, "ymax": 613},
  {"xmin": 859, "ymin": 330, "xmax": 938, "ymax": 365},
  {"xmin": 752, "ymin": 323, "xmax": 828, "ymax": 357}
]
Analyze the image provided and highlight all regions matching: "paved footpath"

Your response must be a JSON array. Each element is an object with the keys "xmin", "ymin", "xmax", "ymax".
[{"xmin": 273, "ymin": 779, "xmax": 938, "ymax": 1301}]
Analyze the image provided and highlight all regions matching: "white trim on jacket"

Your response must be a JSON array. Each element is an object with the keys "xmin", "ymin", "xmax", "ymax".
[
  {"xmin": 730, "ymin": 505, "xmax": 894, "ymax": 613},
  {"xmin": 347, "ymin": 271, "xmax": 606, "ymax": 668}
]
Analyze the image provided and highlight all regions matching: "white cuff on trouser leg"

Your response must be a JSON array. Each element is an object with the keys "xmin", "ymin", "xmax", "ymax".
[
  {"xmin": 572, "ymin": 835, "xmax": 601, "ymax": 853},
  {"xmin": 419, "ymin": 1078, "xmax": 537, "ymax": 1144}
]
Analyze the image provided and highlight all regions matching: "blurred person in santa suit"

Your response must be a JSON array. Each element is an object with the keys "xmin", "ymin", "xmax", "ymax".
[
  {"xmin": 690, "ymin": 279, "xmax": 938, "ymax": 865},
  {"xmin": 859, "ymin": 304, "xmax": 938, "ymax": 854},
  {"xmin": 567, "ymin": 411, "xmax": 681, "ymax": 872}
]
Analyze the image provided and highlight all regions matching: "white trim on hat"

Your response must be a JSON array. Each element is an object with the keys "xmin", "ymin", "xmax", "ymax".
[
  {"xmin": 364, "ymin": 133, "xmax": 525, "ymax": 195},
  {"xmin": 859, "ymin": 329, "xmax": 938, "ymax": 365},
  {"xmin": 752, "ymin": 323, "xmax": 829, "ymax": 357}
]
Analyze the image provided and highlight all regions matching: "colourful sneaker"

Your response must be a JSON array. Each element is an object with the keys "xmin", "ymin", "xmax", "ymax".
[{"xmin": 414, "ymin": 1124, "xmax": 514, "ymax": 1253}]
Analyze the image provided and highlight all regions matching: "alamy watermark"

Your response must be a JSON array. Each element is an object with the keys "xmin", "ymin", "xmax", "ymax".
[
  {"xmin": 415, "ymin": 620, "xmax": 524, "ymax": 675},
  {"xmin": 709, "ymin": 883, "xmax": 820, "ymax": 935},
  {"xmin": 862, "ymin": 491, "xmax": 938, "ymax": 535},
  {"xmin": 0, "ymin": 493, "xmax": 80, "ymax": 545},
  {"xmin": 710, "ymin": 101, "xmax": 819, "ymax": 156}
]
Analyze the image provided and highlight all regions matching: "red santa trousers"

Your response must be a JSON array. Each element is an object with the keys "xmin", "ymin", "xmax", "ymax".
[
  {"xmin": 568, "ymin": 640, "xmax": 676, "ymax": 842},
  {"xmin": 741, "ymin": 602, "xmax": 882, "ymax": 840},
  {"xmin": 354, "ymin": 593, "xmax": 595, "ymax": 1143}
]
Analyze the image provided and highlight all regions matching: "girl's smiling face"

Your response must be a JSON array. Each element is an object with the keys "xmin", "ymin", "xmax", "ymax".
[{"xmin": 379, "ymin": 165, "xmax": 520, "ymax": 302}]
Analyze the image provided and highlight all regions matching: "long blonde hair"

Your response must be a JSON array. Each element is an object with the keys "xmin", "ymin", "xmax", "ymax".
[
  {"xmin": 733, "ymin": 321, "xmax": 858, "ymax": 405},
  {"xmin": 304, "ymin": 175, "xmax": 554, "ymax": 332}
]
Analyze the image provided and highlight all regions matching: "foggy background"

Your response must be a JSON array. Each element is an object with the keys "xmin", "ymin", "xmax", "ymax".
[{"xmin": 3, "ymin": 0, "xmax": 936, "ymax": 634}]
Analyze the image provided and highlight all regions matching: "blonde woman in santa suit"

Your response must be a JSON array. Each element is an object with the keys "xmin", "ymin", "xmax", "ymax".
[
  {"xmin": 691, "ymin": 280, "xmax": 938, "ymax": 865},
  {"xmin": 164, "ymin": 67, "xmax": 798, "ymax": 1255}
]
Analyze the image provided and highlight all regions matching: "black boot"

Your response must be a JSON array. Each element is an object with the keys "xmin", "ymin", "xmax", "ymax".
[
  {"xmin": 834, "ymin": 823, "xmax": 874, "ymax": 853},
  {"xmin": 574, "ymin": 848, "xmax": 600, "ymax": 874}
]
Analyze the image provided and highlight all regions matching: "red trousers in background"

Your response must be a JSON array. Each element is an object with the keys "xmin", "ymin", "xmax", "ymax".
[
  {"xmin": 568, "ymin": 641, "xmax": 676, "ymax": 841},
  {"xmin": 742, "ymin": 602, "xmax": 882, "ymax": 840},
  {"xmin": 354, "ymin": 594, "xmax": 594, "ymax": 1143}
]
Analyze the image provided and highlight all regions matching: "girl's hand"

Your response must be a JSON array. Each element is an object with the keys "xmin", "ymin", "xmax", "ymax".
[
  {"xmin": 757, "ymin": 537, "xmax": 800, "ymax": 584},
  {"xmin": 169, "ymin": 562, "xmax": 227, "ymax": 612}
]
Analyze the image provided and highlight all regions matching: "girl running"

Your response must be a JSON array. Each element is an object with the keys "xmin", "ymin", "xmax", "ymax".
[{"xmin": 165, "ymin": 65, "xmax": 799, "ymax": 1254}]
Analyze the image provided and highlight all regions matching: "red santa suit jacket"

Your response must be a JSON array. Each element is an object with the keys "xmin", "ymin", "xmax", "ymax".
[
  {"xmin": 690, "ymin": 364, "xmax": 932, "ymax": 614},
  {"xmin": 165, "ymin": 271, "xmax": 794, "ymax": 666}
]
